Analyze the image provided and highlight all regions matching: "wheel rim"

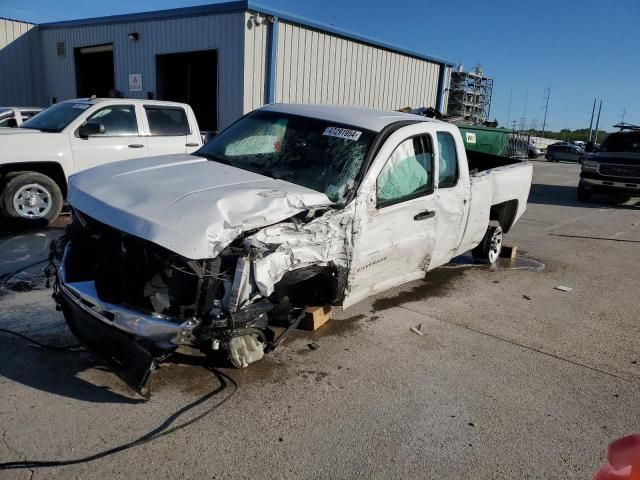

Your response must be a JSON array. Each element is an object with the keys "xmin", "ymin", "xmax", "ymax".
[
  {"xmin": 12, "ymin": 183, "xmax": 53, "ymax": 219},
  {"xmin": 488, "ymin": 227, "xmax": 503, "ymax": 264}
]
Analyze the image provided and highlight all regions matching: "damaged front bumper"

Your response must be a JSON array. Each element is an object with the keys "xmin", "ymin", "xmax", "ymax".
[
  {"xmin": 56, "ymin": 246, "xmax": 197, "ymax": 397},
  {"xmin": 59, "ymin": 248, "xmax": 198, "ymax": 347}
]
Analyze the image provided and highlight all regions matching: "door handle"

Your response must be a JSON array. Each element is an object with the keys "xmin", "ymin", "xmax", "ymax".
[
  {"xmin": 128, "ymin": 144, "xmax": 145, "ymax": 148},
  {"xmin": 414, "ymin": 210, "xmax": 435, "ymax": 221},
  {"xmin": 186, "ymin": 142, "xmax": 200, "ymax": 147}
]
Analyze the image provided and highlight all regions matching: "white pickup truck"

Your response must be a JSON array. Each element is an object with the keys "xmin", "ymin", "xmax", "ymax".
[
  {"xmin": 0, "ymin": 98, "xmax": 202, "ymax": 224},
  {"xmin": 53, "ymin": 104, "xmax": 533, "ymax": 395}
]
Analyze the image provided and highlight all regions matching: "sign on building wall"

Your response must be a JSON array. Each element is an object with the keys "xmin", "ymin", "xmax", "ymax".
[{"xmin": 129, "ymin": 74, "xmax": 143, "ymax": 92}]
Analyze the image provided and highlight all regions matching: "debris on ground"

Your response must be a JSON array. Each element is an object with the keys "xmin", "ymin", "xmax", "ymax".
[
  {"xmin": 554, "ymin": 285, "xmax": 573, "ymax": 293},
  {"xmin": 522, "ymin": 294, "xmax": 532, "ymax": 300},
  {"xmin": 410, "ymin": 327, "xmax": 425, "ymax": 336},
  {"xmin": 307, "ymin": 342, "xmax": 320, "ymax": 350}
]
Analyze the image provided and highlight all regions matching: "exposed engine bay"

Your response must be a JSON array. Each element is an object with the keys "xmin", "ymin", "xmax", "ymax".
[{"xmin": 52, "ymin": 206, "xmax": 350, "ymax": 396}]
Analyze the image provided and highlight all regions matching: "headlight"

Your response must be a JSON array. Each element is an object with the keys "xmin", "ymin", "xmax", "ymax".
[{"xmin": 582, "ymin": 160, "xmax": 599, "ymax": 172}]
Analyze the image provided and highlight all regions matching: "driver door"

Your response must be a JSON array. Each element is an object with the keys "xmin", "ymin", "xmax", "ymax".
[
  {"xmin": 344, "ymin": 127, "xmax": 439, "ymax": 308},
  {"xmin": 70, "ymin": 104, "xmax": 148, "ymax": 172}
]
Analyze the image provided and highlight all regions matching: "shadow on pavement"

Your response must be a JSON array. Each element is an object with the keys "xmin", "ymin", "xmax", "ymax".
[
  {"xmin": 528, "ymin": 183, "xmax": 640, "ymax": 210},
  {"xmin": 0, "ymin": 334, "xmax": 145, "ymax": 404}
]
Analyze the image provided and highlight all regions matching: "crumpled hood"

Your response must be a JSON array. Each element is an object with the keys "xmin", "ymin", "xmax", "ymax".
[{"xmin": 68, "ymin": 154, "xmax": 334, "ymax": 259}]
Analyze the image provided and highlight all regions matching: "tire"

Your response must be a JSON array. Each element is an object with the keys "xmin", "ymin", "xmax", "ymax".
[
  {"xmin": 547, "ymin": 154, "xmax": 555, "ymax": 162},
  {"xmin": 0, "ymin": 172, "xmax": 63, "ymax": 224},
  {"xmin": 577, "ymin": 185, "xmax": 591, "ymax": 202},
  {"xmin": 472, "ymin": 224, "xmax": 503, "ymax": 264}
]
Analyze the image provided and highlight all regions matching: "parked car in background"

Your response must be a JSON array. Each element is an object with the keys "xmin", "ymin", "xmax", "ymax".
[
  {"xmin": 0, "ymin": 107, "xmax": 44, "ymax": 128},
  {"xmin": 545, "ymin": 143, "xmax": 583, "ymax": 162},
  {"xmin": 52, "ymin": 103, "xmax": 534, "ymax": 394},
  {"xmin": 528, "ymin": 143, "xmax": 543, "ymax": 158},
  {"xmin": 578, "ymin": 126, "xmax": 640, "ymax": 201},
  {"xmin": 0, "ymin": 98, "xmax": 202, "ymax": 224}
]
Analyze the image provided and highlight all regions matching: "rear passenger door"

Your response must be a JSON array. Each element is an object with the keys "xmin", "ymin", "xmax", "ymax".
[{"xmin": 143, "ymin": 105, "xmax": 199, "ymax": 156}]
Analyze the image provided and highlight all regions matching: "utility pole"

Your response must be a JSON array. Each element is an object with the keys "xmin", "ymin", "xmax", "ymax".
[
  {"xmin": 593, "ymin": 100, "xmax": 602, "ymax": 143},
  {"xmin": 506, "ymin": 88, "xmax": 513, "ymax": 129},
  {"xmin": 588, "ymin": 98, "xmax": 596, "ymax": 142},
  {"xmin": 520, "ymin": 90, "xmax": 528, "ymax": 131},
  {"xmin": 511, "ymin": 120, "xmax": 518, "ymax": 131},
  {"xmin": 541, "ymin": 86, "xmax": 550, "ymax": 138},
  {"xmin": 621, "ymin": 108, "xmax": 626, "ymax": 123}
]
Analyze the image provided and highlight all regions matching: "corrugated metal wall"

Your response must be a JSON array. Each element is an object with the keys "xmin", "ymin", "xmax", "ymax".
[
  {"xmin": 39, "ymin": 13, "xmax": 246, "ymax": 129},
  {"xmin": 273, "ymin": 21, "xmax": 442, "ymax": 111},
  {"xmin": 0, "ymin": 18, "xmax": 43, "ymax": 106}
]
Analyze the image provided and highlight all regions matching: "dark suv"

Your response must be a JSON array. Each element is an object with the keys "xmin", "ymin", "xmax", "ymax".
[
  {"xmin": 578, "ymin": 127, "xmax": 640, "ymax": 201},
  {"xmin": 545, "ymin": 143, "xmax": 583, "ymax": 162}
]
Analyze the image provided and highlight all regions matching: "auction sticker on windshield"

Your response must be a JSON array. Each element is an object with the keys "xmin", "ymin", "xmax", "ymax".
[{"xmin": 323, "ymin": 126, "xmax": 363, "ymax": 141}]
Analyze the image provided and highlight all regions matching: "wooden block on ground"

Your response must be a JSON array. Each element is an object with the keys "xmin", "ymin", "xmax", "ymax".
[
  {"xmin": 500, "ymin": 244, "xmax": 518, "ymax": 259},
  {"xmin": 299, "ymin": 305, "xmax": 332, "ymax": 331}
]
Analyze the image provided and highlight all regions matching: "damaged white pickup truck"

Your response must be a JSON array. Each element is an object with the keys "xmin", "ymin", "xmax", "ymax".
[{"xmin": 51, "ymin": 104, "xmax": 533, "ymax": 396}]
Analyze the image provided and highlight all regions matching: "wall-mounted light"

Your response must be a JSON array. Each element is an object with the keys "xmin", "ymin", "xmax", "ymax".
[{"xmin": 128, "ymin": 32, "xmax": 139, "ymax": 41}]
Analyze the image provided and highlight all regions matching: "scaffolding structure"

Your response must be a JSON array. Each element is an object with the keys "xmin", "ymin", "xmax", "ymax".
[{"xmin": 447, "ymin": 65, "xmax": 493, "ymax": 124}]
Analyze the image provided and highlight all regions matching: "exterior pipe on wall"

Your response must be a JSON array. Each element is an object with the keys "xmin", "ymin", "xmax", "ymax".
[
  {"xmin": 435, "ymin": 63, "xmax": 446, "ymax": 113},
  {"xmin": 265, "ymin": 16, "xmax": 279, "ymax": 104}
]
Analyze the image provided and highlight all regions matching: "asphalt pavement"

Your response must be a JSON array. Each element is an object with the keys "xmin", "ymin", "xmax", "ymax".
[{"xmin": 0, "ymin": 160, "xmax": 639, "ymax": 479}]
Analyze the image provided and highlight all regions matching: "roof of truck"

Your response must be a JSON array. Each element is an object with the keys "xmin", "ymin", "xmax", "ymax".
[
  {"xmin": 60, "ymin": 98, "xmax": 192, "ymax": 108},
  {"xmin": 261, "ymin": 103, "xmax": 442, "ymax": 132}
]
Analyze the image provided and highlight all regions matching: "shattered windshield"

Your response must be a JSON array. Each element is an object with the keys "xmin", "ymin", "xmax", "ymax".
[{"xmin": 195, "ymin": 110, "xmax": 376, "ymax": 203}]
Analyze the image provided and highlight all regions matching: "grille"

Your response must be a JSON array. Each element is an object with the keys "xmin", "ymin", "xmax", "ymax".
[
  {"xmin": 56, "ymin": 41, "xmax": 65, "ymax": 57},
  {"xmin": 599, "ymin": 163, "xmax": 640, "ymax": 178}
]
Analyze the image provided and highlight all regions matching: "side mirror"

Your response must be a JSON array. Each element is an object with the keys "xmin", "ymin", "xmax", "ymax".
[{"xmin": 78, "ymin": 122, "xmax": 105, "ymax": 138}]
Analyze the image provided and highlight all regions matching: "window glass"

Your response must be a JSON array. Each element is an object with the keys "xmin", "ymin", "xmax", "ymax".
[
  {"xmin": 377, "ymin": 136, "xmax": 433, "ymax": 207},
  {"xmin": 195, "ymin": 111, "xmax": 375, "ymax": 203},
  {"xmin": 600, "ymin": 132, "xmax": 640, "ymax": 153},
  {"xmin": 21, "ymin": 102, "xmax": 90, "ymax": 132},
  {"xmin": 145, "ymin": 107, "xmax": 190, "ymax": 136},
  {"xmin": 0, "ymin": 117, "xmax": 13, "ymax": 127},
  {"xmin": 86, "ymin": 105, "xmax": 138, "ymax": 136},
  {"xmin": 437, "ymin": 132, "xmax": 459, "ymax": 187}
]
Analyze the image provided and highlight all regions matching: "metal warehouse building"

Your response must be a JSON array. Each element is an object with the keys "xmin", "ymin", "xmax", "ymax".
[{"xmin": 0, "ymin": 1, "xmax": 454, "ymax": 131}]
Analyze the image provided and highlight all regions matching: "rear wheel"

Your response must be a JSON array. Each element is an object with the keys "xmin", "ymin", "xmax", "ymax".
[
  {"xmin": 0, "ymin": 172, "xmax": 63, "ymax": 224},
  {"xmin": 547, "ymin": 154, "xmax": 555, "ymax": 162},
  {"xmin": 472, "ymin": 224, "xmax": 503, "ymax": 264}
]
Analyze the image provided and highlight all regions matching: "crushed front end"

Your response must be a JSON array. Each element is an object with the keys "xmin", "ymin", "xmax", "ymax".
[{"xmin": 52, "ymin": 208, "xmax": 349, "ymax": 396}]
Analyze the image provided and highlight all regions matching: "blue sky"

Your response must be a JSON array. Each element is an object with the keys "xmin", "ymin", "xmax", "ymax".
[{"xmin": 2, "ymin": 0, "xmax": 638, "ymax": 132}]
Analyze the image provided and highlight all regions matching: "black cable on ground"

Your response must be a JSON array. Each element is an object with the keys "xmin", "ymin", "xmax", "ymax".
[
  {"xmin": 0, "ymin": 328, "xmax": 81, "ymax": 351},
  {"xmin": 0, "ymin": 366, "xmax": 238, "ymax": 470},
  {"xmin": 0, "ymin": 258, "xmax": 49, "ymax": 284}
]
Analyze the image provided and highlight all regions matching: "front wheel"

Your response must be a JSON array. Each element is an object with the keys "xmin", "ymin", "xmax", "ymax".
[
  {"xmin": 472, "ymin": 224, "xmax": 503, "ymax": 264},
  {"xmin": 547, "ymin": 154, "xmax": 555, "ymax": 162},
  {"xmin": 577, "ymin": 185, "xmax": 591, "ymax": 202},
  {"xmin": 0, "ymin": 172, "xmax": 63, "ymax": 224}
]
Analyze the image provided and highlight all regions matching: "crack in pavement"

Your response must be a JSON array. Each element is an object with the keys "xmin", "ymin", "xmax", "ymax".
[
  {"xmin": 397, "ymin": 304, "xmax": 640, "ymax": 385},
  {"xmin": 2, "ymin": 428, "xmax": 35, "ymax": 479}
]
